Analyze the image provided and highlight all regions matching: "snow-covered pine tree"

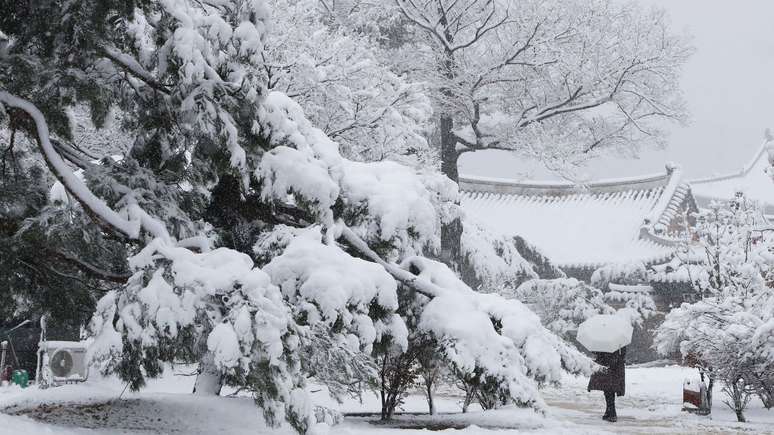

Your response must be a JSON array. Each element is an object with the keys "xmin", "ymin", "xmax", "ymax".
[{"xmin": 1, "ymin": 1, "xmax": 595, "ymax": 432}]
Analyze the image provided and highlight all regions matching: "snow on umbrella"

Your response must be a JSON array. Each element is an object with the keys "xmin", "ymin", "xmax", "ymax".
[{"xmin": 576, "ymin": 314, "xmax": 633, "ymax": 353}]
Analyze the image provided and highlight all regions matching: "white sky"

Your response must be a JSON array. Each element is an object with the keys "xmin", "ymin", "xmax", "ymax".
[{"xmin": 460, "ymin": 0, "xmax": 774, "ymax": 181}]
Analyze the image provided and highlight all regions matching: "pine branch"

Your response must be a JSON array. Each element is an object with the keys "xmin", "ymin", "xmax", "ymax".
[
  {"xmin": 100, "ymin": 45, "xmax": 171, "ymax": 94},
  {"xmin": 0, "ymin": 91, "xmax": 142, "ymax": 239},
  {"xmin": 337, "ymin": 224, "xmax": 437, "ymax": 299},
  {"xmin": 50, "ymin": 249, "xmax": 132, "ymax": 283}
]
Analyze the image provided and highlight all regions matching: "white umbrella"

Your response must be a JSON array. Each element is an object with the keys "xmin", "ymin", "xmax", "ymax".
[{"xmin": 576, "ymin": 314, "xmax": 633, "ymax": 353}]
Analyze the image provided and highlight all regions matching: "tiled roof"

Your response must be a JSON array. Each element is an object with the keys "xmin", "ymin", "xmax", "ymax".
[{"xmin": 460, "ymin": 166, "xmax": 690, "ymax": 269}]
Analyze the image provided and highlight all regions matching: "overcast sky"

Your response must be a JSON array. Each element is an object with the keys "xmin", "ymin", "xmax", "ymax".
[{"xmin": 461, "ymin": 0, "xmax": 774, "ymax": 181}]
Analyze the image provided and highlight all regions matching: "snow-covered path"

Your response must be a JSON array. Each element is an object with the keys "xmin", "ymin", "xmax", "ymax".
[
  {"xmin": 1, "ymin": 365, "xmax": 772, "ymax": 434},
  {"xmin": 541, "ymin": 366, "xmax": 774, "ymax": 435}
]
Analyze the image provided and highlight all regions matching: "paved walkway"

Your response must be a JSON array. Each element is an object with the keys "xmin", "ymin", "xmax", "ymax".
[{"xmin": 542, "ymin": 387, "xmax": 772, "ymax": 435}]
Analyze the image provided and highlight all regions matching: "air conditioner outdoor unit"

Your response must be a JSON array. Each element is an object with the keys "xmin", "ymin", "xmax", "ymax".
[{"xmin": 37, "ymin": 341, "xmax": 89, "ymax": 387}]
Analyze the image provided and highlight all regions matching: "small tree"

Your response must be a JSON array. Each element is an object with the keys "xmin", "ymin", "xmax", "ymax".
[
  {"xmin": 454, "ymin": 367, "xmax": 482, "ymax": 413},
  {"xmin": 376, "ymin": 344, "xmax": 419, "ymax": 420},
  {"xmin": 414, "ymin": 334, "xmax": 442, "ymax": 415},
  {"xmin": 655, "ymin": 196, "xmax": 774, "ymax": 422}
]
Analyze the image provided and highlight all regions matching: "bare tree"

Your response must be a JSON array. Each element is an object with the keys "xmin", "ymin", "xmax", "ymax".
[{"xmin": 391, "ymin": 0, "xmax": 692, "ymax": 264}]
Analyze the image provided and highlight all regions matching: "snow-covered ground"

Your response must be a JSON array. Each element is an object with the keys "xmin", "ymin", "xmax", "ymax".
[{"xmin": 1, "ymin": 365, "xmax": 772, "ymax": 434}]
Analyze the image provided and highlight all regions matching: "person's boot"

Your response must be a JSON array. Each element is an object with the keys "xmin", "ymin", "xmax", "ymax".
[{"xmin": 605, "ymin": 414, "xmax": 617, "ymax": 423}]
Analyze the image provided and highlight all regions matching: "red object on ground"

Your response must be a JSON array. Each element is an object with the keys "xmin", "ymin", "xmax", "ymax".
[
  {"xmin": 0, "ymin": 365, "xmax": 12, "ymax": 383},
  {"xmin": 683, "ymin": 388, "xmax": 702, "ymax": 408}
]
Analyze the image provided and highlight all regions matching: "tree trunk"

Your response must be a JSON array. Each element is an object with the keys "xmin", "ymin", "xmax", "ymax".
[
  {"xmin": 727, "ymin": 379, "xmax": 747, "ymax": 423},
  {"xmin": 438, "ymin": 41, "xmax": 464, "ymax": 272},
  {"xmin": 380, "ymin": 355, "xmax": 388, "ymax": 421},
  {"xmin": 379, "ymin": 353, "xmax": 400, "ymax": 421},
  {"xmin": 440, "ymin": 115, "xmax": 459, "ymax": 184},
  {"xmin": 423, "ymin": 372, "xmax": 436, "ymax": 415},
  {"xmin": 707, "ymin": 376, "xmax": 714, "ymax": 412},
  {"xmin": 462, "ymin": 387, "xmax": 476, "ymax": 413},
  {"xmin": 427, "ymin": 387, "xmax": 435, "ymax": 415},
  {"xmin": 440, "ymin": 114, "xmax": 463, "ymax": 270},
  {"xmin": 193, "ymin": 351, "xmax": 223, "ymax": 396},
  {"xmin": 458, "ymin": 373, "xmax": 478, "ymax": 413}
]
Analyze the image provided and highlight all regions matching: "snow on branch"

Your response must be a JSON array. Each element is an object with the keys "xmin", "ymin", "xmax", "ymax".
[
  {"xmin": 100, "ymin": 45, "xmax": 170, "ymax": 94},
  {"xmin": 338, "ymin": 225, "xmax": 438, "ymax": 299},
  {"xmin": 338, "ymin": 224, "xmax": 595, "ymax": 407},
  {"xmin": 0, "ymin": 91, "xmax": 142, "ymax": 239}
]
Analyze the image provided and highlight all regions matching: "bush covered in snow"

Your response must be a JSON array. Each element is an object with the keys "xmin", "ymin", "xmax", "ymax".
[
  {"xmin": 591, "ymin": 262, "xmax": 649, "ymax": 290},
  {"xmin": 510, "ymin": 278, "xmax": 612, "ymax": 338}
]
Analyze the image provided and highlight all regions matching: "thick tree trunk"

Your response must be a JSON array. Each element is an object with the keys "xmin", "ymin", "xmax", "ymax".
[
  {"xmin": 193, "ymin": 351, "xmax": 223, "ymax": 396},
  {"xmin": 440, "ymin": 115, "xmax": 459, "ymax": 183},
  {"xmin": 438, "ymin": 47, "xmax": 464, "ymax": 272},
  {"xmin": 440, "ymin": 115, "xmax": 462, "ymax": 268}
]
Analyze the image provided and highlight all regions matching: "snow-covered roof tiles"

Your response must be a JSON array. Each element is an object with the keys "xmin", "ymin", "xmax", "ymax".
[
  {"xmin": 460, "ymin": 166, "xmax": 691, "ymax": 269},
  {"xmin": 690, "ymin": 139, "xmax": 774, "ymax": 214}
]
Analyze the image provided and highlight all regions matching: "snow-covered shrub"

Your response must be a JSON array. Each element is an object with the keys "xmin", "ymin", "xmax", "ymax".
[
  {"xmin": 511, "ymin": 278, "xmax": 612, "ymax": 338},
  {"xmin": 603, "ymin": 289, "xmax": 657, "ymax": 327},
  {"xmin": 460, "ymin": 217, "xmax": 540, "ymax": 292},
  {"xmin": 591, "ymin": 262, "xmax": 648, "ymax": 290}
]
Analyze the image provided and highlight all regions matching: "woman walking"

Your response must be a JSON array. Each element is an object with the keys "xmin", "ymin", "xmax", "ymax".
[{"xmin": 587, "ymin": 346, "xmax": 626, "ymax": 422}]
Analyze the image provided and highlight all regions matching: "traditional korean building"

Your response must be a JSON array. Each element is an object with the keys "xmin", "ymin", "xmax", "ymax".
[
  {"xmin": 460, "ymin": 163, "xmax": 697, "ymax": 283},
  {"xmin": 460, "ymin": 164, "xmax": 699, "ymax": 361}
]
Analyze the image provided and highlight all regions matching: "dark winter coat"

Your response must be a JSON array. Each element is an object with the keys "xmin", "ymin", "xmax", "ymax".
[{"xmin": 587, "ymin": 347, "xmax": 626, "ymax": 396}]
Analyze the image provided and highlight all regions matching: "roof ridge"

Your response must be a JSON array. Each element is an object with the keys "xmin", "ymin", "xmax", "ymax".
[
  {"xmin": 640, "ymin": 164, "xmax": 688, "ymax": 245},
  {"xmin": 690, "ymin": 137, "xmax": 773, "ymax": 185},
  {"xmin": 459, "ymin": 171, "xmax": 672, "ymax": 196},
  {"xmin": 459, "ymin": 171, "xmax": 670, "ymax": 189}
]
